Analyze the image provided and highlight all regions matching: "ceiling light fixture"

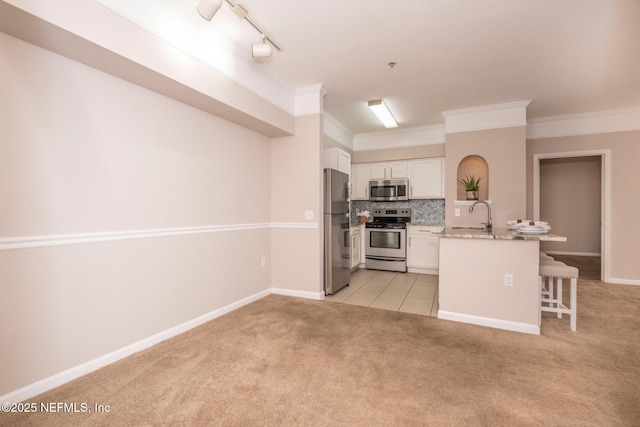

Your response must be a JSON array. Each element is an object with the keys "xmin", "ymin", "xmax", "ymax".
[
  {"xmin": 368, "ymin": 100, "xmax": 398, "ymax": 128},
  {"xmin": 252, "ymin": 35, "xmax": 272, "ymax": 58},
  {"xmin": 196, "ymin": 0, "xmax": 281, "ymax": 56},
  {"xmin": 196, "ymin": 0, "xmax": 222, "ymax": 21}
]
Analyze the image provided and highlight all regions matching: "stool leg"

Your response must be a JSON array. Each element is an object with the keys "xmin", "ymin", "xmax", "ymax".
[
  {"xmin": 556, "ymin": 277, "xmax": 563, "ymax": 319},
  {"xmin": 570, "ymin": 277, "xmax": 577, "ymax": 331},
  {"xmin": 547, "ymin": 276, "xmax": 554, "ymax": 309},
  {"xmin": 538, "ymin": 276, "xmax": 542, "ymax": 326}
]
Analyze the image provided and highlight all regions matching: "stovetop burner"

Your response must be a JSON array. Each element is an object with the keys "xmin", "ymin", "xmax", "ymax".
[{"xmin": 367, "ymin": 208, "xmax": 411, "ymax": 228}]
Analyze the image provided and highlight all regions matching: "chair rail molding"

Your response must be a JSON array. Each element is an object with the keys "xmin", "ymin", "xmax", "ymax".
[{"xmin": 0, "ymin": 222, "xmax": 318, "ymax": 251}]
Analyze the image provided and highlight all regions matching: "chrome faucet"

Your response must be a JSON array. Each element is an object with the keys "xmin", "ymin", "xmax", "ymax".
[{"xmin": 469, "ymin": 200, "xmax": 492, "ymax": 231}]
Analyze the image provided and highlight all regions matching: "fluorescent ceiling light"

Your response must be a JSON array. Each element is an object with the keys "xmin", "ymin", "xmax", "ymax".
[{"xmin": 368, "ymin": 100, "xmax": 398, "ymax": 128}]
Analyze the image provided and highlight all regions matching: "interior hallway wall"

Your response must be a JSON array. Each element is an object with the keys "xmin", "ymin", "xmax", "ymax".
[
  {"xmin": 0, "ymin": 32, "xmax": 272, "ymax": 396},
  {"xmin": 539, "ymin": 156, "xmax": 601, "ymax": 255},
  {"xmin": 527, "ymin": 131, "xmax": 640, "ymax": 284}
]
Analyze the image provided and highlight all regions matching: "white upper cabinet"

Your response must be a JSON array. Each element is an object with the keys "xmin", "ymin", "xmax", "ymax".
[
  {"xmin": 351, "ymin": 157, "xmax": 443, "ymax": 200},
  {"xmin": 324, "ymin": 147, "xmax": 351, "ymax": 175},
  {"xmin": 370, "ymin": 161, "xmax": 407, "ymax": 179},
  {"xmin": 351, "ymin": 163, "xmax": 372, "ymax": 200},
  {"xmin": 408, "ymin": 158, "xmax": 445, "ymax": 199}
]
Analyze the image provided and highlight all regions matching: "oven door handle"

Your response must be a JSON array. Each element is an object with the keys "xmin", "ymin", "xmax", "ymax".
[{"xmin": 365, "ymin": 256, "xmax": 406, "ymax": 262}]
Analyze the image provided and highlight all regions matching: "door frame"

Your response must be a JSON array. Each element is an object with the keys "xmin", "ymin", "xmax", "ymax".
[{"xmin": 533, "ymin": 149, "xmax": 611, "ymax": 282}]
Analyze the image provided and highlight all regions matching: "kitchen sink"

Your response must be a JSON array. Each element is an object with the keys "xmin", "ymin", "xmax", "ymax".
[{"xmin": 451, "ymin": 226, "xmax": 486, "ymax": 230}]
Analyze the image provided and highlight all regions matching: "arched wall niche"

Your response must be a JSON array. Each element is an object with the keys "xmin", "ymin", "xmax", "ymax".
[{"xmin": 457, "ymin": 155, "xmax": 489, "ymax": 200}]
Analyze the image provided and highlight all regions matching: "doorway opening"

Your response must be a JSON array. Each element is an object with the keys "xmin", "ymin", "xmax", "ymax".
[{"xmin": 533, "ymin": 150, "xmax": 611, "ymax": 282}]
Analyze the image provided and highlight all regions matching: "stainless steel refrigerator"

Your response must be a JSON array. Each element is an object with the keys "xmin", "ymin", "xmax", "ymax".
[{"xmin": 324, "ymin": 168, "xmax": 351, "ymax": 295}]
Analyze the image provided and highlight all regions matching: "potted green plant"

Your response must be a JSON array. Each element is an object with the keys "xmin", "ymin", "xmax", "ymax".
[{"xmin": 458, "ymin": 174, "xmax": 482, "ymax": 200}]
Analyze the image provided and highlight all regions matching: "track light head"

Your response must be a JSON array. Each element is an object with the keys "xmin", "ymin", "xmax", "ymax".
[
  {"xmin": 252, "ymin": 35, "xmax": 272, "ymax": 58},
  {"xmin": 197, "ymin": 0, "xmax": 222, "ymax": 21}
]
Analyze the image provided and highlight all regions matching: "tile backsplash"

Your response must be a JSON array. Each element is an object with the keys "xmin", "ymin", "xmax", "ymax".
[{"xmin": 352, "ymin": 199, "xmax": 445, "ymax": 224}]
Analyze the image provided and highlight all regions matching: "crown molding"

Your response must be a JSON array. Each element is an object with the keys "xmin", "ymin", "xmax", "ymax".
[
  {"xmin": 353, "ymin": 124, "xmax": 445, "ymax": 151},
  {"xmin": 295, "ymin": 84, "xmax": 327, "ymax": 116},
  {"xmin": 526, "ymin": 107, "xmax": 640, "ymax": 139},
  {"xmin": 323, "ymin": 113, "xmax": 354, "ymax": 150},
  {"xmin": 442, "ymin": 101, "xmax": 531, "ymax": 134}
]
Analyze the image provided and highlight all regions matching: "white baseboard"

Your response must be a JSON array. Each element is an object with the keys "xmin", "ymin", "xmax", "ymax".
[
  {"xmin": 608, "ymin": 278, "xmax": 640, "ymax": 286},
  {"xmin": 0, "ymin": 288, "xmax": 272, "ymax": 404},
  {"xmin": 438, "ymin": 310, "xmax": 540, "ymax": 335},
  {"xmin": 271, "ymin": 287, "xmax": 324, "ymax": 300}
]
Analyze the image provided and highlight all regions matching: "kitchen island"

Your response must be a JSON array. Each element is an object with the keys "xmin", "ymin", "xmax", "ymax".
[{"xmin": 437, "ymin": 227, "xmax": 566, "ymax": 335}]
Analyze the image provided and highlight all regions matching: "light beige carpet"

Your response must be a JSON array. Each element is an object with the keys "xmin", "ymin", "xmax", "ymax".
[
  {"xmin": 550, "ymin": 255, "xmax": 601, "ymax": 281},
  {"xmin": 2, "ymin": 279, "xmax": 639, "ymax": 426}
]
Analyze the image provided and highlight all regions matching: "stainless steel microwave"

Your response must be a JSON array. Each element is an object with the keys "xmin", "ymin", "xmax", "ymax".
[{"xmin": 369, "ymin": 179, "xmax": 409, "ymax": 201}]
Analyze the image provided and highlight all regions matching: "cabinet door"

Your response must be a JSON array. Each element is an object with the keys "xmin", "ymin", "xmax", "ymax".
[
  {"xmin": 353, "ymin": 164, "xmax": 371, "ymax": 200},
  {"xmin": 338, "ymin": 150, "xmax": 351, "ymax": 175},
  {"xmin": 351, "ymin": 232, "xmax": 361, "ymax": 269},
  {"xmin": 370, "ymin": 163, "xmax": 387, "ymax": 179},
  {"xmin": 407, "ymin": 234, "xmax": 440, "ymax": 269},
  {"xmin": 390, "ymin": 161, "xmax": 407, "ymax": 178},
  {"xmin": 324, "ymin": 148, "xmax": 351, "ymax": 175},
  {"xmin": 409, "ymin": 158, "xmax": 444, "ymax": 199},
  {"xmin": 370, "ymin": 161, "xmax": 408, "ymax": 179}
]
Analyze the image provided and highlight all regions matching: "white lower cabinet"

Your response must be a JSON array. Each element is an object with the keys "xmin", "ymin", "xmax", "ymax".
[
  {"xmin": 350, "ymin": 224, "xmax": 366, "ymax": 269},
  {"xmin": 407, "ymin": 225, "xmax": 443, "ymax": 274},
  {"xmin": 350, "ymin": 226, "xmax": 362, "ymax": 269}
]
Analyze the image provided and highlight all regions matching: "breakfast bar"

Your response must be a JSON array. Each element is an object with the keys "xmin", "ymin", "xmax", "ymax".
[{"xmin": 437, "ymin": 227, "xmax": 567, "ymax": 335}]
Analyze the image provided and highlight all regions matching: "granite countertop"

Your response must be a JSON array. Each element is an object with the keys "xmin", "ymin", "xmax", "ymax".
[{"xmin": 439, "ymin": 227, "xmax": 567, "ymax": 242}]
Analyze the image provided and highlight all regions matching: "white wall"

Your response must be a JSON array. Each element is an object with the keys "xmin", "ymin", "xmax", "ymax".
[
  {"xmin": 439, "ymin": 238, "xmax": 540, "ymax": 334},
  {"xmin": 0, "ymin": 32, "xmax": 273, "ymax": 397},
  {"xmin": 271, "ymin": 114, "xmax": 323, "ymax": 296},
  {"xmin": 527, "ymin": 131, "xmax": 640, "ymax": 283},
  {"xmin": 539, "ymin": 156, "xmax": 601, "ymax": 255},
  {"xmin": 445, "ymin": 126, "xmax": 528, "ymax": 228}
]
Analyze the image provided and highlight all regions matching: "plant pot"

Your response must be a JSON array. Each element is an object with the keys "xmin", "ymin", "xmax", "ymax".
[{"xmin": 466, "ymin": 190, "xmax": 478, "ymax": 200}]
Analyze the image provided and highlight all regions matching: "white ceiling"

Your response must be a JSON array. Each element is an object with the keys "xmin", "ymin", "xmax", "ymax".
[
  {"xmin": 199, "ymin": 0, "xmax": 640, "ymax": 135},
  {"xmin": 72, "ymin": 0, "xmax": 640, "ymax": 135},
  {"xmin": 184, "ymin": 0, "xmax": 640, "ymax": 135}
]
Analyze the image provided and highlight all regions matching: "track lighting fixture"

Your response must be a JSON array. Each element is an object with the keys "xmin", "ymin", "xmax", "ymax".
[
  {"xmin": 196, "ymin": 0, "xmax": 222, "ymax": 21},
  {"xmin": 251, "ymin": 35, "xmax": 272, "ymax": 58},
  {"xmin": 196, "ymin": 0, "xmax": 281, "ymax": 57},
  {"xmin": 368, "ymin": 100, "xmax": 398, "ymax": 128}
]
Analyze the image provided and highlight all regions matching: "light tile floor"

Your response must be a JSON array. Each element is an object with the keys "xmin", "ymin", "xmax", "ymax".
[{"xmin": 324, "ymin": 269, "xmax": 439, "ymax": 317}]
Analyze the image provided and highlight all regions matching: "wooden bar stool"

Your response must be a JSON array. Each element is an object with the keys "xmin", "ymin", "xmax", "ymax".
[
  {"xmin": 539, "ymin": 261, "xmax": 578, "ymax": 331},
  {"xmin": 539, "ymin": 252, "xmax": 554, "ymax": 262},
  {"xmin": 538, "ymin": 253, "xmax": 555, "ymax": 307}
]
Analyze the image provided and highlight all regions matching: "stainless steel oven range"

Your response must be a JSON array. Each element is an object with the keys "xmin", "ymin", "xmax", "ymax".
[{"xmin": 365, "ymin": 208, "xmax": 411, "ymax": 272}]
